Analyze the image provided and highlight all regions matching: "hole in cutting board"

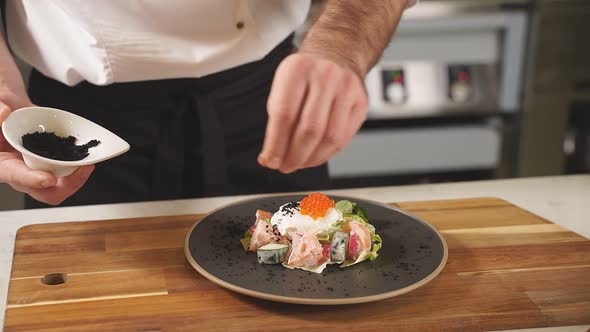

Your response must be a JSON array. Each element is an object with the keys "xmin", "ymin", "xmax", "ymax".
[{"xmin": 41, "ymin": 273, "xmax": 68, "ymax": 285}]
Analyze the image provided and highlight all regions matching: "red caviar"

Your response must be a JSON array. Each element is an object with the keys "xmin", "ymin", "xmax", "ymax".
[{"xmin": 300, "ymin": 193, "xmax": 335, "ymax": 220}]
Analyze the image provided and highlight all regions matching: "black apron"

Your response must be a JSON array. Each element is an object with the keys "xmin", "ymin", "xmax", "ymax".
[{"xmin": 24, "ymin": 36, "xmax": 330, "ymax": 208}]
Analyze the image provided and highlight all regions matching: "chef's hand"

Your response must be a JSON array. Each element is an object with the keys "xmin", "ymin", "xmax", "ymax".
[
  {"xmin": 258, "ymin": 53, "xmax": 368, "ymax": 173},
  {"xmin": 0, "ymin": 99, "xmax": 94, "ymax": 206}
]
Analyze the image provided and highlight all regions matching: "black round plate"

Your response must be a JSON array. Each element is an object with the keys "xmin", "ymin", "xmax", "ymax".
[{"xmin": 185, "ymin": 194, "xmax": 447, "ymax": 305}]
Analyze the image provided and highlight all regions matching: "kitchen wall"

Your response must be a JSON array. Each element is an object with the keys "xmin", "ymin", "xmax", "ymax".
[{"xmin": 518, "ymin": 0, "xmax": 590, "ymax": 176}]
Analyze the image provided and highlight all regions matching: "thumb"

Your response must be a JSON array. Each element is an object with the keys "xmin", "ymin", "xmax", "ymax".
[{"xmin": 0, "ymin": 101, "xmax": 11, "ymax": 124}]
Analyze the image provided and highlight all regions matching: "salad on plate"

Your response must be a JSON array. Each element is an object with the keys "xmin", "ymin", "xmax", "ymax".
[{"xmin": 240, "ymin": 193, "xmax": 382, "ymax": 273}]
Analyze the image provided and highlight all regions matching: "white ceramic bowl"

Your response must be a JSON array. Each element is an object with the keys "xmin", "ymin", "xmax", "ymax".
[{"xmin": 2, "ymin": 106, "xmax": 130, "ymax": 177}]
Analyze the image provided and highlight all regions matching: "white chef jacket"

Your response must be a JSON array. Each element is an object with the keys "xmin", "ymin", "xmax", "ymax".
[{"xmin": 5, "ymin": 0, "xmax": 416, "ymax": 86}]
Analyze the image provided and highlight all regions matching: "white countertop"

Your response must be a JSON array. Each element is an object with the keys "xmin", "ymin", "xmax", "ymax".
[{"xmin": 1, "ymin": 174, "xmax": 589, "ymax": 331}]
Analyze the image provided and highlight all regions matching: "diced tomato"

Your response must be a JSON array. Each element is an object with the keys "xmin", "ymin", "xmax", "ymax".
[
  {"xmin": 349, "ymin": 233, "xmax": 361, "ymax": 261},
  {"xmin": 248, "ymin": 224, "xmax": 257, "ymax": 233},
  {"xmin": 322, "ymin": 243, "xmax": 331, "ymax": 259}
]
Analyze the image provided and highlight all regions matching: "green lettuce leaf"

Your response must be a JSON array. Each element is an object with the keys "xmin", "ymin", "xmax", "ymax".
[
  {"xmin": 336, "ymin": 200, "xmax": 368, "ymax": 221},
  {"xmin": 335, "ymin": 200, "xmax": 354, "ymax": 214},
  {"xmin": 240, "ymin": 229, "xmax": 253, "ymax": 251},
  {"xmin": 353, "ymin": 205, "xmax": 369, "ymax": 222},
  {"xmin": 283, "ymin": 261, "xmax": 329, "ymax": 274},
  {"xmin": 367, "ymin": 233, "xmax": 382, "ymax": 261}
]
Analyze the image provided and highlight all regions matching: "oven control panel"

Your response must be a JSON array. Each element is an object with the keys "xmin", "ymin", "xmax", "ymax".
[{"xmin": 366, "ymin": 62, "xmax": 498, "ymax": 119}]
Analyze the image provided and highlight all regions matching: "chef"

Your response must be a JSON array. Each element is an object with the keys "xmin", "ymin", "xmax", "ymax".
[{"xmin": 0, "ymin": 0, "xmax": 415, "ymax": 208}]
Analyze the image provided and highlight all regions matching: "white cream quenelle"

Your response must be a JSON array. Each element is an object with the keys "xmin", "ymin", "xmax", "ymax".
[{"xmin": 270, "ymin": 202, "xmax": 342, "ymax": 239}]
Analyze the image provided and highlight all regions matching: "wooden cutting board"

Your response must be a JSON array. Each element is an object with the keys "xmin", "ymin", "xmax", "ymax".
[{"xmin": 4, "ymin": 197, "xmax": 590, "ymax": 331}]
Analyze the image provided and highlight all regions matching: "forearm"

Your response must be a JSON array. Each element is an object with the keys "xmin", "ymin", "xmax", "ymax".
[
  {"xmin": 299, "ymin": 0, "xmax": 406, "ymax": 78},
  {"xmin": 0, "ymin": 34, "xmax": 30, "ymax": 108}
]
